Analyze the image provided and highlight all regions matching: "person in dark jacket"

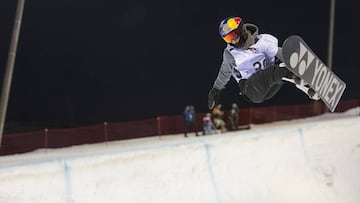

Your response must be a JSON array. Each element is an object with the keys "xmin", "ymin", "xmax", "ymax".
[{"xmin": 227, "ymin": 103, "xmax": 239, "ymax": 131}]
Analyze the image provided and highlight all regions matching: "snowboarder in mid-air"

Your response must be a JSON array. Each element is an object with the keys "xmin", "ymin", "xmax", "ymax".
[{"xmin": 208, "ymin": 16, "xmax": 319, "ymax": 109}]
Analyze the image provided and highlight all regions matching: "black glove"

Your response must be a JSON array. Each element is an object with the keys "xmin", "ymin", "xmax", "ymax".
[{"xmin": 208, "ymin": 88, "xmax": 220, "ymax": 109}]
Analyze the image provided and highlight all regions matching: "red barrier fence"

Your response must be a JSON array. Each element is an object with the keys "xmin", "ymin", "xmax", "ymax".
[{"xmin": 1, "ymin": 100, "xmax": 358, "ymax": 156}]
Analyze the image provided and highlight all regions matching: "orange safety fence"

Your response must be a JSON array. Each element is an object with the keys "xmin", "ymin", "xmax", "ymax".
[{"xmin": 1, "ymin": 100, "xmax": 358, "ymax": 156}]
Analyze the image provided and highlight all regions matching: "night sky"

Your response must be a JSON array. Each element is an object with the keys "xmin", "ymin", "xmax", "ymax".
[{"xmin": 0, "ymin": 0, "xmax": 358, "ymax": 132}]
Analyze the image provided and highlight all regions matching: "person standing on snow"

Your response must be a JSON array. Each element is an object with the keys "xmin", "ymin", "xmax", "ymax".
[
  {"xmin": 208, "ymin": 16, "xmax": 319, "ymax": 109},
  {"xmin": 227, "ymin": 103, "xmax": 239, "ymax": 131},
  {"xmin": 184, "ymin": 105, "xmax": 199, "ymax": 137}
]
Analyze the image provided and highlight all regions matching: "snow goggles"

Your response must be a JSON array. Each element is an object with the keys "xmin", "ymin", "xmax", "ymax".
[{"xmin": 223, "ymin": 30, "xmax": 240, "ymax": 43}]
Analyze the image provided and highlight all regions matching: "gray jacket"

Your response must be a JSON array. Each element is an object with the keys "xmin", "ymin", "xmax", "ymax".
[{"xmin": 213, "ymin": 24, "xmax": 282, "ymax": 90}]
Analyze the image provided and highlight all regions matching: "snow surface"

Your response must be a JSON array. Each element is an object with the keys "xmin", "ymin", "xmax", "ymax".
[{"xmin": 0, "ymin": 107, "xmax": 359, "ymax": 203}]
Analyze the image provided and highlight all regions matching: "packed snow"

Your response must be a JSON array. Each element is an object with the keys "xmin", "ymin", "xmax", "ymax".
[{"xmin": 0, "ymin": 107, "xmax": 359, "ymax": 203}]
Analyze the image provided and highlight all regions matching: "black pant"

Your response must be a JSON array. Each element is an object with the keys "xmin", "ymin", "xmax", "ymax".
[
  {"xmin": 239, "ymin": 65, "xmax": 292, "ymax": 103},
  {"xmin": 184, "ymin": 121, "xmax": 198, "ymax": 136}
]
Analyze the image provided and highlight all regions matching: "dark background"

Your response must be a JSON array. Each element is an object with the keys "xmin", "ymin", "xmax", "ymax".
[{"xmin": 0, "ymin": 0, "xmax": 358, "ymax": 133}]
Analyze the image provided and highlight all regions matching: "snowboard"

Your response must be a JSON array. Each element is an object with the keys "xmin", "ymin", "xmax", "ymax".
[{"xmin": 281, "ymin": 35, "xmax": 346, "ymax": 112}]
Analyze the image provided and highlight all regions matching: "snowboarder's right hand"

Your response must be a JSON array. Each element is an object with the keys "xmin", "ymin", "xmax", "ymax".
[{"xmin": 208, "ymin": 88, "xmax": 220, "ymax": 110}]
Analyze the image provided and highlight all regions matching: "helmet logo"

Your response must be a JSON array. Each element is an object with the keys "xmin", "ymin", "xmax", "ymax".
[
  {"xmin": 227, "ymin": 18, "xmax": 239, "ymax": 29},
  {"xmin": 220, "ymin": 17, "xmax": 242, "ymax": 37}
]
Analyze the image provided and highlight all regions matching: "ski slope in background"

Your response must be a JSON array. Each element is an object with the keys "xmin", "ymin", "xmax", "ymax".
[{"xmin": 0, "ymin": 108, "xmax": 359, "ymax": 203}]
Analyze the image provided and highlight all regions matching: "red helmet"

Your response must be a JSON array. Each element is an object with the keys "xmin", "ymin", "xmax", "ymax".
[{"xmin": 219, "ymin": 16, "xmax": 247, "ymax": 44}]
